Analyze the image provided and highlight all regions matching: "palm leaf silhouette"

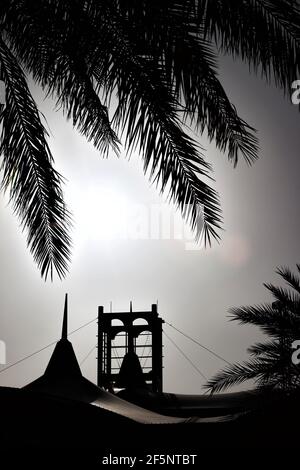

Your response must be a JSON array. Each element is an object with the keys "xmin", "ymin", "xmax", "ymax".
[
  {"xmin": 0, "ymin": 36, "xmax": 71, "ymax": 279},
  {"xmin": 205, "ymin": 266, "xmax": 300, "ymax": 393},
  {"xmin": 0, "ymin": 1, "xmax": 299, "ymax": 277}
]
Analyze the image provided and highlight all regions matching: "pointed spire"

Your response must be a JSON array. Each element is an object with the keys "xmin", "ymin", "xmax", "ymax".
[
  {"xmin": 130, "ymin": 300, "xmax": 133, "ymax": 313},
  {"xmin": 62, "ymin": 293, "xmax": 68, "ymax": 339}
]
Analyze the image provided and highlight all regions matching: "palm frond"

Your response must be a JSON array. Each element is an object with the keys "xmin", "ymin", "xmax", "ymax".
[
  {"xmin": 0, "ymin": 36, "xmax": 71, "ymax": 279},
  {"xmin": 1, "ymin": 0, "xmax": 299, "ymax": 276},
  {"xmin": 201, "ymin": 0, "xmax": 300, "ymax": 93},
  {"xmin": 205, "ymin": 354, "xmax": 297, "ymax": 393},
  {"xmin": 264, "ymin": 282, "xmax": 300, "ymax": 313},
  {"xmin": 4, "ymin": 0, "xmax": 119, "ymax": 156},
  {"xmin": 47, "ymin": 54, "xmax": 120, "ymax": 156},
  {"xmin": 230, "ymin": 303, "xmax": 279, "ymax": 326},
  {"xmin": 81, "ymin": 2, "xmax": 223, "ymax": 244},
  {"xmin": 114, "ymin": 66, "xmax": 223, "ymax": 244},
  {"xmin": 248, "ymin": 340, "xmax": 282, "ymax": 358},
  {"xmin": 204, "ymin": 359, "xmax": 275, "ymax": 393},
  {"xmin": 277, "ymin": 266, "xmax": 300, "ymax": 296},
  {"xmin": 211, "ymin": 265, "xmax": 300, "ymax": 393},
  {"xmin": 112, "ymin": 2, "xmax": 259, "ymax": 166},
  {"xmin": 229, "ymin": 303, "xmax": 300, "ymax": 338},
  {"xmin": 175, "ymin": 34, "xmax": 259, "ymax": 167}
]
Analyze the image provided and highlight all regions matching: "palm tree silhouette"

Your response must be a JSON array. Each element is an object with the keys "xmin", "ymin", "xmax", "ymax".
[
  {"xmin": 205, "ymin": 266, "xmax": 300, "ymax": 394},
  {"xmin": 0, "ymin": 1, "xmax": 299, "ymax": 278}
]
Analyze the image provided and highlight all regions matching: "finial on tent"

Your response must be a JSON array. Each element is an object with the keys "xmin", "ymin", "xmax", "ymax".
[
  {"xmin": 130, "ymin": 300, "xmax": 133, "ymax": 313},
  {"xmin": 62, "ymin": 293, "xmax": 68, "ymax": 339}
]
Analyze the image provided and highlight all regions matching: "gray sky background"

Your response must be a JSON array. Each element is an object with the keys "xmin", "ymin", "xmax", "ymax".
[{"xmin": 0, "ymin": 55, "xmax": 299, "ymax": 394}]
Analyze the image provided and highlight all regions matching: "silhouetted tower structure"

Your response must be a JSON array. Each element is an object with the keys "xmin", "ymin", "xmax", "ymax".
[{"xmin": 97, "ymin": 303, "xmax": 164, "ymax": 392}]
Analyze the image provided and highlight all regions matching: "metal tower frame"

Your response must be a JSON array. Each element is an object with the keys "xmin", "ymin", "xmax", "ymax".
[{"xmin": 97, "ymin": 304, "xmax": 164, "ymax": 392}]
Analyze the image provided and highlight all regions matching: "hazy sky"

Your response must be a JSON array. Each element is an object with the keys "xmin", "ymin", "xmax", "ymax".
[{"xmin": 0, "ymin": 54, "xmax": 299, "ymax": 394}]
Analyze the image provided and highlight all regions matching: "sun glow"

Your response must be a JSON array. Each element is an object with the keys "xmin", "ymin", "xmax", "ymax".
[
  {"xmin": 69, "ymin": 182, "xmax": 203, "ymax": 251},
  {"xmin": 72, "ymin": 186, "xmax": 130, "ymax": 243}
]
